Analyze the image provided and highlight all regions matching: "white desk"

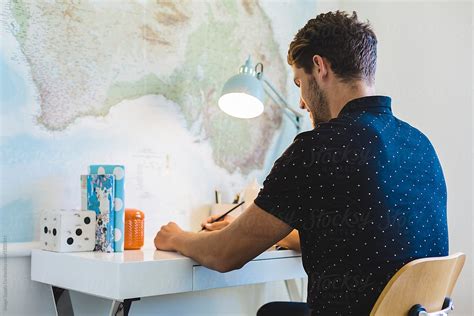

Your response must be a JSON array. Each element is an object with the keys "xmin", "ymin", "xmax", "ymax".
[{"xmin": 31, "ymin": 248, "xmax": 306, "ymax": 315}]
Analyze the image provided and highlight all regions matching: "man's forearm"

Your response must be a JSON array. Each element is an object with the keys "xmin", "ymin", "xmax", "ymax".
[
  {"xmin": 172, "ymin": 230, "xmax": 229, "ymax": 272},
  {"xmin": 160, "ymin": 203, "xmax": 294, "ymax": 273}
]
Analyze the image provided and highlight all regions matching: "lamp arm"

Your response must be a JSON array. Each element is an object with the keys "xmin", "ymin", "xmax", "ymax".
[
  {"xmin": 261, "ymin": 75, "xmax": 303, "ymax": 132},
  {"xmin": 262, "ymin": 76, "xmax": 302, "ymax": 118},
  {"xmin": 265, "ymin": 91, "xmax": 301, "ymax": 131}
]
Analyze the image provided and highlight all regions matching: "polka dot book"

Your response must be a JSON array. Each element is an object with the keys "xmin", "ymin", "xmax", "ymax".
[{"xmin": 89, "ymin": 165, "xmax": 125, "ymax": 253}]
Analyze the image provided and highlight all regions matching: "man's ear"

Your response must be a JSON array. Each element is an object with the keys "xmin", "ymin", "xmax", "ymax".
[{"xmin": 312, "ymin": 55, "xmax": 328, "ymax": 79}]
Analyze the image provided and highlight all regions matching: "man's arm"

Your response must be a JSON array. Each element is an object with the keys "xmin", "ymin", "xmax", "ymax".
[
  {"xmin": 200, "ymin": 214, "xmax": 301, "ymax": 251},
  {"xmin": 154, "ymin": 202, "xmax": 293, "ymax": 273},
  {"xmin": 202, "ymin": 215, "xmax": 301, "ymax": 252}
]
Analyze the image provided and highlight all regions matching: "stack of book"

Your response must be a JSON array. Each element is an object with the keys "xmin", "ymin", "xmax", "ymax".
[{"xmin": 81, "ymin": 165, "xmax": 125, "ymax": 253}]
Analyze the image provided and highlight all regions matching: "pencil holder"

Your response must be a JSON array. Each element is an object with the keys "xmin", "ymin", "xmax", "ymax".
[{"xmin": 124, "ymin": 208, "xmax": 144, "ymax": 250}]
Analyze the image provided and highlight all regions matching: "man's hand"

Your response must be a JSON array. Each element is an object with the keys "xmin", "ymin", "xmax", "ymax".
[
  {"xmin": 276, "ymin": 230, "xmax": 301, "ymax": 251},
  {"xmin": 154, "ymin": 221, "xmax": 184, "ymax": 251},
  {"xmin": 200, "ymin": 214, "xmax": 235, "ymax": 232}
]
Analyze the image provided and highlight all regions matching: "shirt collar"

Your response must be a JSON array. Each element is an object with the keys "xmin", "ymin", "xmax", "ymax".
[{"xmin": 337, "ymin": 95, "xmax": 392, "ymax": 117}]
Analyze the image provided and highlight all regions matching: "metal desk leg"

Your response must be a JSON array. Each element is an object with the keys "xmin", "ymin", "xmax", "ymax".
[
  {"xmin": 285, "ymin": 278, "xmax": 303, "ymax": 302},
  {"xmin": 109, "ymin": 298, "xmax": 141, "ymax": 316},
  {"xmin": 51, "ymin": 286, "xmax": 74, "ymax": 316}
]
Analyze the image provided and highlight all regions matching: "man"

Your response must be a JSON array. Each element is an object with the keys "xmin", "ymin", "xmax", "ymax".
[{"xmin": 155, "ymin": 11, "xmax": 448, "ymax": 315}]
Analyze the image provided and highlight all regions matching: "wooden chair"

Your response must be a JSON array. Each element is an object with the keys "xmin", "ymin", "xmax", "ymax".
[{"xmin": 370, "ymin": 253, "xmax": 466, "ymax": 316}]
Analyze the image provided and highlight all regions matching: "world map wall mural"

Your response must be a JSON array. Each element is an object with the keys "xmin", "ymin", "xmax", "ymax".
[{"xmin": 0, "ymin": 0, "xmax": 289, "ymax": 245}]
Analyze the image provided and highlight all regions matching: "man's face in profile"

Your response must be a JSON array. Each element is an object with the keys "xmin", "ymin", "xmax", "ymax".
[{"xmin": 292, "ymin": 64, "xmax": 331, "ymax": 127}]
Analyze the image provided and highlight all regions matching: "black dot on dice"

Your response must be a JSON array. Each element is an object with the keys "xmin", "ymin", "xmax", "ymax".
[
  {"xmin": 53, "ymin": 228, "xmax": 57, "ymax": 236},
  {"xmin": 84, "ymin": 217, "xmax": 91, "ymax": 224},
  {"xmin": 76, "ymin": 228, "xmax": 82, "ymax": 236},
  {"xmin": 67, "ymin": 237, "xmax": 74, "ymax": 245},
  {"xmin": 44, "ymin": 226, "xmax": 48, "ymax": 234}
]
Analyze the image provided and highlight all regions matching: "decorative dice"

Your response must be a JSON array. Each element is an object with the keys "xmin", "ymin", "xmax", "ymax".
[{"xmin": 40, "ymin": 210, "xmax": 96, "ymax": 252}]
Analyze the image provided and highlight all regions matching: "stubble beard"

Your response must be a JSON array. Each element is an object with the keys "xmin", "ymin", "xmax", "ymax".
[{"xmin": 307, "ymin": 77, "xmax": 331, "ymax": 127}]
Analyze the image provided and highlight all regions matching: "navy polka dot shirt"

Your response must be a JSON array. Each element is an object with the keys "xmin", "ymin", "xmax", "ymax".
[{"xmin": 254, "ymin": 96, "xmax": 448, "ymax": 315}]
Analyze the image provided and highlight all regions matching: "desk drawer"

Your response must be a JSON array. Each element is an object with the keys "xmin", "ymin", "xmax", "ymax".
[{"xmin": 192, "ymin": 256, "xmax": 306, "ymax": 291}]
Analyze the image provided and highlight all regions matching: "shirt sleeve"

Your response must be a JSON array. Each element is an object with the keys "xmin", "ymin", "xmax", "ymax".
[{"xmin": 254, "ymin": 133, "xmax": 311, "ymax": 231}]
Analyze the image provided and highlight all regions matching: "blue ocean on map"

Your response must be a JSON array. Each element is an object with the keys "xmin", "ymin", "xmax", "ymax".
[
  {"xmin": 0, "ymin": 53, "xmax": 27, "ymax": 110},
  {"xmin": 0, "ymin": 53, "xmax": 35, "ymax": 241}
]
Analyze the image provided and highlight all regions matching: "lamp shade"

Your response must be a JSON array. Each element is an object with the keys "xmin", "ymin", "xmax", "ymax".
[{"xmin": 218, "ymin": 58, "xmax": 264, "ymax": 119}]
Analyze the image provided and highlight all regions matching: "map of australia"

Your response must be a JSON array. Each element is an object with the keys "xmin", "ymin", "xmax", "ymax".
[{"xmin": 9, "ymin": 0, "xmax": 286, "ymax": 173}]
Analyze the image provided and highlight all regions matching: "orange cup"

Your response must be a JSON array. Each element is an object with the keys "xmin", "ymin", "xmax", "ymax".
[{"xmin": 124, "ymin": 208, "xmax": 145, "ymax": 250}]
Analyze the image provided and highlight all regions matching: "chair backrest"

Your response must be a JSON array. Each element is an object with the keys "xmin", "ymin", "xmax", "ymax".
[{"xmin": 370, "ymin": 253, "xmax": 466, "ymax": 315}]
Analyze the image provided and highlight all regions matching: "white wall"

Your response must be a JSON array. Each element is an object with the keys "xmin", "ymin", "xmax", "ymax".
[{"xmin": 0, "ymin": 254, "xmax": 56, "ymax": 315}]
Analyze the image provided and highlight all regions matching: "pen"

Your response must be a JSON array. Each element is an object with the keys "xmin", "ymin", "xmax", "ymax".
[{"xmin": 199, "ymin": 201, "xmax": 245, "ymax": 232}]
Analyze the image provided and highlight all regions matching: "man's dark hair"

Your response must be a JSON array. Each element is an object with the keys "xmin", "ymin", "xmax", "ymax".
[{"xmin": 287, "ymin": 11, "xmax": 377, "ymax": 84}]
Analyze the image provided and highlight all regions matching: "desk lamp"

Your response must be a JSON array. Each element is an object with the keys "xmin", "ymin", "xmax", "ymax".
[{"xmin": 218, "ymin": 56, "xmax": 303, "ymax": 132}]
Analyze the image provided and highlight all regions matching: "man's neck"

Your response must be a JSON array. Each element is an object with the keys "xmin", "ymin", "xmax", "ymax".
[{"xmin": 327, "ymin": 80, "xmax": 376, "ymax": 119}]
